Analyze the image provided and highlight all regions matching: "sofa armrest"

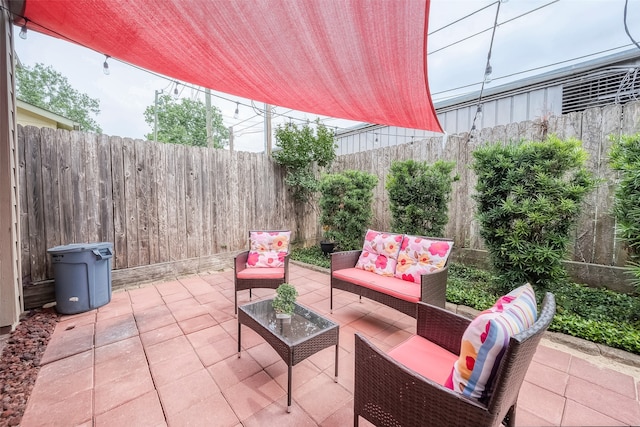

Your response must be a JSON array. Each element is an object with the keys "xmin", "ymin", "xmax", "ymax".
[
  {"xmin": 420, "ymin": 264, "xmax": 449, "ymax": 308},
  {"xmin": 330, "ymin": 250, "xmax": 362, "ymax": 272},
  {"xmin": 354, "ymin": 332, "xmax": 488, "ymax": 427},
  {"xmin": 416, "ymin": 302, "xmax": 471, "ymax": 355},
  {"xmin": 234, "ymin": 251, "xmax": 249, "ymax": 275}
]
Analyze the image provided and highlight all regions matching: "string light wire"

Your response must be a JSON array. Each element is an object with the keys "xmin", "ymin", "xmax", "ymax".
[{"xmin": 469, "ymin": 1, "xmax": 502, "ymax": 136}]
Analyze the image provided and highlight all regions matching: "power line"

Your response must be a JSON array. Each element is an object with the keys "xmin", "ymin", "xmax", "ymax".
[
  {"xmin": 428, "ymin": 0, "xmax": 559, "ymax": 56},
  {"xmin": 431, "ymin": 43, "xmax": 635, "ymax": 100},
  {"xmin": 428, "ymin": 1, "xmax": 498, "ymax": 36}
]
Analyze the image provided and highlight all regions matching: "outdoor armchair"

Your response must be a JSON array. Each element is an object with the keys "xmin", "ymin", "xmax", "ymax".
[
  {"xmin": 234, "ymin": 230, "xmax": 291, "ymax": 314},
  {"xmin": 354, "ymin": 290, "xmax": 556, "ymax": 427}
]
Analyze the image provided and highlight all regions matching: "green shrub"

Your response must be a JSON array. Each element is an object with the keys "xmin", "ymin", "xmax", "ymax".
[
  {"xmin": 319, "ymin": 170, "xmax": 377, "ymax": 251},
  {"xmin": 386, "ymin": 159, "xmax": 458, "ymax": 237},
  {"xmin": 471, "ymin": 136, "xmax": 598, "ymax": 294},
  {"xmin": 272, "ymin": 119, "xmax": 336, "ymax": 202},
  {"xmin": 609, "ymin": 133, "xmax": 640, "ymax": 292},
  {"xmin": 290, "ymin": 245, "xmax": 330, "ymax": 269}
]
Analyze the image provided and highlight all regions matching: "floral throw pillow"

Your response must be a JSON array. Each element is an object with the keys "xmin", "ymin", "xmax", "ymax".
[
  {"xmin": 445, "ymin": 283, "xmax": 538, "ymax": 400},
  {"xmin": 394, "ymin": 236, "xmax": 453, "ymax": 283},
  {"xmin": 246, "ymin": 231, "xmax": 291, "ymax": 268},
  {"xmin": 355, "ymin": 229, "xmax": 403, "ymax": 276}
]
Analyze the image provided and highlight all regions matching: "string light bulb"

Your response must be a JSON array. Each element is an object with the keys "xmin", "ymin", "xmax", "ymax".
[
  {"xmin": 19, "ymin": 21, "xmax": 28, "ymax": 40},
  {"xmin": 484, "ymin": 63, "xmax": 492, "ymax": 84},
  {"xmin": 103, "ymin": 55, "xmax": 110, "ymax": 75},
  {"xmin": 234, "ymin": 102, "xmax": 239, "ymax": 119},
  {"xmin": 173, "ymin": 82, "xmax": 179, "ymax": 96}
]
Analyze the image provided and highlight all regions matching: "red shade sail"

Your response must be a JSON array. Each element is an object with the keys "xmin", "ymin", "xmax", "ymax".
[{"xmin": 12, "ymin": 0, "xmax": 442, "ymax": 132}]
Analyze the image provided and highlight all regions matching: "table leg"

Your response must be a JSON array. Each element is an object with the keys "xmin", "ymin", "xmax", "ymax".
[
  {"xmin": 237, "ymin": 322, "xmax": 241, "ymax": 358},
  {"xmin": 287, "ymin": 364, "xmax": 292, "ymax": 413},
  {"xmin": 334, "ymin": 343, "xmax": 339, "ymax": 382}
]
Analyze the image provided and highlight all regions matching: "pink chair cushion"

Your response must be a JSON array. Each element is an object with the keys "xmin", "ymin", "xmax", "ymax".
[
  {"xmin": 236, "ymin": 267, "xmax": 285, "ymax": 280},
  {"xmin": 355, "ymin": 229, "xmax": 403, "ymax": 276},
  {"xmin": 246, "ymin": 231, "xmax": 291, "ymax": 268},
  {"xmin": 388, "ymin": 336, "xmax": 458, "ymax": 386},
  {"xmin": 446, "ymin": 283, "xmax": 538, "ymax": 400},
  {"xmin": 332, "ymin": 268, "xmax": 420, "ymax": 303},
  {"xmin": 394, "ymin": 235, "xmax": 453, "ymax": 283}
]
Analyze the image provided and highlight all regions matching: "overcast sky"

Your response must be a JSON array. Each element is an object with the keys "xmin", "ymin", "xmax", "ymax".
[{"xmin": 13, "ymin": 0, "xmax": 640, "ymax": 152}]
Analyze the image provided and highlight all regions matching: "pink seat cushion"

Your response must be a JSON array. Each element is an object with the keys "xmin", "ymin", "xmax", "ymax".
[
  {"xmin": 236, "ymin": 267, "xmax": 285, "ymax": 280},
  {"xmin": 332, "ymin": 268, "xmax": 420, "ymax": 303},
  {"xmin": 388, "ymin": 336, "xmax": 458, "ymax": 386}
]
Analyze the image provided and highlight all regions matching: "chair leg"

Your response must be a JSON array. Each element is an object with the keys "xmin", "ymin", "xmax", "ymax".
[
  {"xmin": 234, "ymin": 290, "xmax": 238, "ymax": 315},
  {"xmin": 249, "ymin": 288, "xmax": 252, "ymax": 300},
  {"xmin": 354, "ymin": 413, "xmax": 359, "ymax": 427}
]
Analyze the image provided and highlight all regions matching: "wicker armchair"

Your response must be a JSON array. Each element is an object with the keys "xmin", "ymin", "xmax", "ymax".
[
  {"xmin": 354, "ymin": 293, "xmax": 556, "ymax": 427},
  {"xmin": 234, "ymin": 230, "xmax": 290, "ymax": 314}
]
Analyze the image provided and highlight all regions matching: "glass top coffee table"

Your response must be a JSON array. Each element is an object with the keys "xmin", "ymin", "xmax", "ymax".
[{"xmin": 237, "ymin": 299, "xmax": 339, "ymax": 413}]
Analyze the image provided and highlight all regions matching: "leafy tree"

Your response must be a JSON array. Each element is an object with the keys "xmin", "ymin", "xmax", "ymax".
[
  {"xmin": 471, "ymin": 136, "xmax": 598, "ymax": 294},
  {"xmin": 386, "ymin": 159, "xmax": 458, "ymax": 237},
  {"xmin": 16, "ymin": 63, "xmax": 102, "ymax": 133},
  {"xmin": 272, "ymin": 119, "xmax": 336, "ymax": 202},
  {"xmin": 609, "ymin": 133, "xmax": 640, "ymax": 292},
  {"xmin": 143, "ymin": 94, "xmax": 228, "ymax": 148},
  {"xmin": 319, "ymin": 170, "xmax": 378, "ymax": 250}
]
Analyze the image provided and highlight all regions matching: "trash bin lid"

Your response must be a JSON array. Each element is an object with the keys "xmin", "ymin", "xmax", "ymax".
[{"xmin": 47, "ymin": 242, "xmax": 113, "ymax": 254}]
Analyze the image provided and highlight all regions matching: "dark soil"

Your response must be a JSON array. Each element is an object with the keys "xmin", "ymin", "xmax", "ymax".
[{"xmin": 0, "ymin": 308, "xmax": 59, "ymax": 427}]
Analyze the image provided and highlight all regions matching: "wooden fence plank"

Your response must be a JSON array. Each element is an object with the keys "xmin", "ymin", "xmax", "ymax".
[
  {"xmin": 110, "ymin": 136, "xmax": 127, "ymax": 269},
  {"xmin": 25, "ymin": 127, "xmax": 45, "ymax": 282},
  {"xmin": 593, "ymin": 104, "xmax": 622, "ymax": 265},
  {"xmin": 573, "ymin": 108, "xmax": 602, "ymax": 263},
  {"xmin": 17, "ymin": 126, "xmax": 29, "ymax": 282},
  {"xmin": 165, "ymin": 143, "xmax": 179, "ymax": 261},
  {"xmin": 70, "ymin": 131, "xmax": 87, "ymax": 243},
  {"xmin": 84, "ymin": 132, "xmax": 100, "ymax": 243},
  {"xmin": 57, "ymin": 130, "xmax": 74, "ymax": 245},
  {"xmin": 97, "ymin": 134, "xmax": 114, "ymax": 245},
  {"xmin": 134, "ymin": 139, "xmax": 150, "ymax": 265},
  {"xmin": 156, "ymin": 142, "xmax": 169, "ymax": 262},
  {"xmin": 175, "ymin": 144, "xmax": 187, "ymax": 259},
  {"xmin": 123, "ymin": 138, "xmax": 139, "ymax": 267},
  {"xmin": 146, "ymin": 140, "xmax": 160, "ymax": 264}
]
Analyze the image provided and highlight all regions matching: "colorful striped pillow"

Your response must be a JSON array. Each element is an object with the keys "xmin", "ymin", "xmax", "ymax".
[{"xmin": 446, "ymin": 283, "xmax": 537, "ymax": 400}]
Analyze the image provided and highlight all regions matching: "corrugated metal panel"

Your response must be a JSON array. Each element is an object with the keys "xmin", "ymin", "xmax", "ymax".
[{"xmin": 562, "ymin": 68, "xmax": 640, "ymax": 114}]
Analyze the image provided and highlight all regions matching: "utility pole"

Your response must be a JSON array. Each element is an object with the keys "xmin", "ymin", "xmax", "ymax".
[
  {"xmin": 205, "ymin": 88, "xmax": 213, "ymax": 147},
  {"xmin": 264, "ymin": 103, "xmax": 272, "ymax": 155}
]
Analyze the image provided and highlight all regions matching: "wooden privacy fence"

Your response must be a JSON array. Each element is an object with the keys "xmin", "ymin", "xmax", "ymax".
[
  {"xmin": 18, "ymin": 125, "xmax": 320, "ymax": 306},
  {"xmin": 17, "ymin": 101, "xmax": 640, "ymax": 307},
  {"xmin": 331, "ymin": 101, "xmax": 640, "ymax": 282}
]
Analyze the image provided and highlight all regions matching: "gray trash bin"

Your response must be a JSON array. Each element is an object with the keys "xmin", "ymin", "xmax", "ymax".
[{"xmin": 47, "ymin": 242, "xmax": 114, "ymax": 314}]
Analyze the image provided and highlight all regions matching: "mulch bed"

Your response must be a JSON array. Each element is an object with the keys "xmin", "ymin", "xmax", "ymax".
[{"xmin": 0, "ymin": 308, "xmax": 59, "ymax": 427}]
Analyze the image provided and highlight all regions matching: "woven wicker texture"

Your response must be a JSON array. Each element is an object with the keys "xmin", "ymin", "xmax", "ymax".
[{"xmin": 354, "ymin": 294, "xmax": 556, "ymax": 427}]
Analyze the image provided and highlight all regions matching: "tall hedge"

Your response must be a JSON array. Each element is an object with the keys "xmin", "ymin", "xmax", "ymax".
[
  {"xmin": 609, "ymin": 133, "xmax": 640, "ymax": 292},
  {"xmin": 319, "ymin": 170, "xmax": 378, "ymax": 251},
  {"xmin": 386, "ymin": 159, "xmax": 458, "ymax": 237},
  {"xmin": 471, "ymin": 136, "xmax": 598, "ymax": 293}
]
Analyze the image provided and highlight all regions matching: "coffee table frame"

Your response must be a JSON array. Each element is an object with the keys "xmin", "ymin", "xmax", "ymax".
[{"xmin": 237, "ymin": 299, "xmax": 339, "ymax": 412}]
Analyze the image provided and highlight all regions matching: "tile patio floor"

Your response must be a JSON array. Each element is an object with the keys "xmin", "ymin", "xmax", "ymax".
[{"xmin": 20, "ymin": 264, "xmax": 640, "ymax": 426}]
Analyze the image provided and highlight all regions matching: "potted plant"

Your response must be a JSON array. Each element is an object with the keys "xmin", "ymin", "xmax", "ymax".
[
  {"xmin": 320, "ymin": 225, "xmax": 336, "ymax": 256},
  {"xmin": 272, "ymin": 283, "xmax": 298, "ymax": 319}
]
